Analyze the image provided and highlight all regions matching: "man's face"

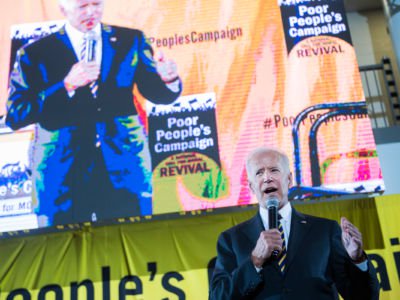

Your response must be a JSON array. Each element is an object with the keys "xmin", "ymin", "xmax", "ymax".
[
  {"xmin": 60, "ymin": 0, "xmax": 104, "ymax": 33},
  {"xmin": 248, "ymin": 151, "xmax": 293, "ymax": 209}
]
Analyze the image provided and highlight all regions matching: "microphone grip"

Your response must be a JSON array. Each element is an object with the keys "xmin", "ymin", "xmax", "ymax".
[
  {"xmin": 267, "ymin": 204, "xmax": 279, "ymax": 259},
  {"xmin": 85, "ymin": 39, "xmax": 96, "ymax": 62},
  {"xmin": 268, "ymin": 206, "xmax": 278, "ymax": 229}
]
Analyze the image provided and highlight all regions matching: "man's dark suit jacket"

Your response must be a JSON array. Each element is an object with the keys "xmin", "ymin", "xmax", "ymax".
[
  {"xmin": 6, "ymin": 24, "xmax": 181, "ymax": 225},
  {"xmin": 210, "ymin": 207, "xmax": 380, "ymax": 300}
]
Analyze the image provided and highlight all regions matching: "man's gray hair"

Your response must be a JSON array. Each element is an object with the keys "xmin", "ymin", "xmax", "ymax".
[
  {"xmin": 58, "ymin": 0, "xmax": 75, "ymax": 11},
  {"xmin": 245, "ymin": 146, "xmax": 290, "ymax": 176}
]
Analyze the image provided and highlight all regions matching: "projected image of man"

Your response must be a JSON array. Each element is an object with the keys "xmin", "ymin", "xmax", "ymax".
[{"xmin": 6, "ymin": 0, "xmax": 182, "ymax": 226}]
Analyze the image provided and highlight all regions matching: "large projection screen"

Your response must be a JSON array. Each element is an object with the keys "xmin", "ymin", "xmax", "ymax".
[{"xmin": 0, "ymin": 0, "xmax": 384, "ymax": 233}]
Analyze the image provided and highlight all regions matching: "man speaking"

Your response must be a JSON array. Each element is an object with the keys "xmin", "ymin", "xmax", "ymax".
[
  {"xmin": 6, "ymin": 0, "xmax": 182, "ymax": 226},
  {"xmin": 209, "ymin": 147, "xmax": 379, "ymax": 299}
]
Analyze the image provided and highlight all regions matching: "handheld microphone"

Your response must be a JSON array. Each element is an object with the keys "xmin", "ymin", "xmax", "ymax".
[
  {"xmin": 266, "ymin": 197, "xmax": 279, "ymax": 258},
  {"xmin": 266, "ymin": 197, "xmax": 279, "ymax": 229},
  {"xmin": 84, "ymin": 31, "xmax": 96, "ymax": 62}
]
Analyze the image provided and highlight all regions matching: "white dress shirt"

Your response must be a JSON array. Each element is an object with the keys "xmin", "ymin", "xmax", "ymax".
[{"xmin": 65, "ymin": 22, "xmax": 102, "ymax": 65}]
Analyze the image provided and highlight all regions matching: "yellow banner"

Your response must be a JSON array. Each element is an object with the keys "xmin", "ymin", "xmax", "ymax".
[
  {"xmin": 370, "ymin": 195, "xmax": 400, "ymax": 299},
  {"xmin": 0, "ymin": 194, "xmax": 399, "ymax": 299}
]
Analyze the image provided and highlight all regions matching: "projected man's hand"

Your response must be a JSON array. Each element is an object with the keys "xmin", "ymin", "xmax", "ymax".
[
  {"xmin": 155, "ymin": 52, "xmax": 179, "ymax": 84},
  {"xmin": 64, "ymin": 61, "xmax": 100, "ymax": 93}
]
